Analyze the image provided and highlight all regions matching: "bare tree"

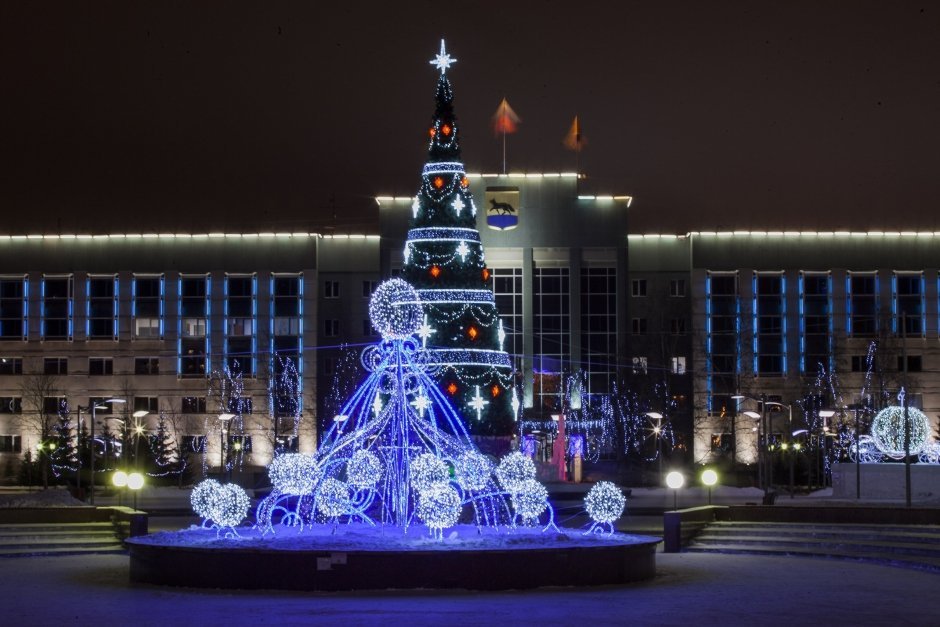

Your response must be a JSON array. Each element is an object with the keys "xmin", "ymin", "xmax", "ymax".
[{"xmin": 17, "ymin": 372, "xmax": 60, "ymax": 488}]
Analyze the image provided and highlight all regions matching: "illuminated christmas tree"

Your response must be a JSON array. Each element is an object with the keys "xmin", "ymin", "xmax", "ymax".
[{"xmin": 402, "ymin": 40, "xmax": 517, "ymax": 436}]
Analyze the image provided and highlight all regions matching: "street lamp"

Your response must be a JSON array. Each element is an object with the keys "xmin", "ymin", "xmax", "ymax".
[
  {"xmin": 218, "ymin": 414, "xmax": 236, "ymax": 477},
  {"xmin": 130, "ymin": 410, "xmax": 149, "ymax": 470},
  {"xmin": 83, "ymin": 398, "xmax": 127, "ymax": 505},
  {"xmin": 126, "ymin": 471, "xmax": 144, "ymax": 510},
  {"xmin": 701, "ymin": 468, "xmax": 718, "ymax": 505},
  {"xmin": 665, "ymin": 471, "xmax": 685, "ymax": 511},
  {"xmin": 646, "ymin": 412, "xmax": 664, "ymax": 479},
  {"xmin": 819, "ymin": 409, "xmax": 836, "ymax": 489},
  {"xmin": 112, "ymin": 470, "xmax": 128, "ymax": 507}
]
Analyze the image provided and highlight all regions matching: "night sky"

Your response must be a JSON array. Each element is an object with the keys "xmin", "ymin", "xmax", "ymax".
[{"xmin": 3, "ymin": 1, "xmax": 938, "ymax": 234}]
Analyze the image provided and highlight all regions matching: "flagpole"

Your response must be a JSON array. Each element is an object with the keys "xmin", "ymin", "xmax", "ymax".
[{"xmin": 502, "ymin": 129, "xmax": 507, "ymax": 174}]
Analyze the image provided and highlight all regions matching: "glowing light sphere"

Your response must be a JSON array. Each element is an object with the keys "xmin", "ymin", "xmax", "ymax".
[
  {"xmin": 584, "ymin": 481, "xmax": 626, "ymax": 524},
  {"xmin": 871, "ymin": 405, "xmax": 930, "ymax": 459},
  {"xmin": 191, "ymin": 479, "xmax": 222, "ymax": 519},
  {"xmin": 496, "ymin": 451, "xmax": 536, "ymax": 494},
  {"xmin": 416, "ymin": 483, "xmax": 462, "ymax": 530},
  {"xmin": 454, "ymin": 451, "xmax": 492, "ymax": 491},
  {"xmin": 208, "ymin": 483, "xmax": 251, "ymax": 528},
  {"xmin": 316, "ymin": 478, "xmax": 351, "ymax": 518},
  {"xmin": 126, "ymin": 472, "xmax": 145, "ymax": 490},
  {"xmin": 368, "ymin": 278, "xmax": 423, "ymax": 340},
  {"xmin": 410, "ymin": 453, "xmax": 450, "ymax": 493},
  {"xmin": 112, "ymin": 470, "xmax": 128, "ymax": 488},
  {"xmin": 511, "ymin": 479, "xmax": 548, "ymax": 523},
  {"xmin": 665, "ymin": 471, "xmax": 685, "ymax": 489},
  {"xmin": 701, "ymin": 469, "xmax": 719, "ymax": 487},
  {"xmin": 269, "ymin": 453, "xmax": 319, "ymax": 496},
  {"xmin": 347, "ymin": 450, "xmax": 383, "ymax": 489}
]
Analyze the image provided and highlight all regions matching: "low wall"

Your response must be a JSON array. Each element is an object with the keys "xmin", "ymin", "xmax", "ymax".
[
  {"xmin": 832, "ymin": 462, "xmax": 940, "ymax": 500},
  {"xmin": 0, "ymin": 506, "xmax": 148, "ymax": 536}
]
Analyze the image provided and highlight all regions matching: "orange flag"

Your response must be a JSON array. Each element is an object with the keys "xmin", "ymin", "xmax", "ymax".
[
  {"xmin": 562, "ymin": 115, "xmax": 586, "ymax": 151},
  {"xmin": 491, "ymin": 98, "xmax": 520, "ymax": 135}
]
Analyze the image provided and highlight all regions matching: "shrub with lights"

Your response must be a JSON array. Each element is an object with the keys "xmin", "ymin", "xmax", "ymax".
[
  {"xmin": 584, "ymin": 481, "xmax": 627, "ymax": 534},
  {"xmin": 191, "ymin": 478, "xmax": 251, "ymax": 536}
]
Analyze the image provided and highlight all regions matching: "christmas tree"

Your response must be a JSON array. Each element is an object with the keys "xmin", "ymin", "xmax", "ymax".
[
  {"xmin": 50, "ymin": 401, "xmax": 76, "ymax": 483},
  {"xmin": 402, "ymin": 41, "xmax": 517, "ymax": 436}
]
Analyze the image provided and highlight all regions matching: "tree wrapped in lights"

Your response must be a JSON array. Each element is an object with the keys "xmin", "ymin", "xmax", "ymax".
[
  {"xmin": 584, "ymin": 481, "xmax": 626, "ymax": 534},
  {"xmin": 401, "ymin": 40, "xmax": 516, "ymax": 435}
]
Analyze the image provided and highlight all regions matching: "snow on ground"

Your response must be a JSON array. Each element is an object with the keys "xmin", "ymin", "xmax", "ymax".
[
  {"xmin": 0, "ymin": 551, "xmax": 936, "ymax": 627},
  {"xmin": 133, "ymin": 522, "xmax": 657, "ymax": 552},
  {"xmin": 0, "ymin": 488, "xmax": 85, "ymax": 508}
]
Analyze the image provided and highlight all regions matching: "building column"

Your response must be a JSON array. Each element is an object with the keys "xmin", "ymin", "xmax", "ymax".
[
  {"xmin": 522, "ymin": 247, "xmax": 534, "ymax": 409},
  {"xmin": 569, "ymin": 248, "xmax": 582, "ymax": 408}
]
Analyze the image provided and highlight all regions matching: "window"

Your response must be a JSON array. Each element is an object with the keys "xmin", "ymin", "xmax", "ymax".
[
  {"xmin": 848, "ymin": 272, "xmax": 878, "ymax": 337},
  {"xmin": 182, "ymin": 397, "xmax": 207, "ymax": 414},
  {"xmin": 670, "ymin": 279, "xmax": 686, "ymax": 297},
  {"xmin": 631, "ymin": 318, "xmax": 647, "ymax": 335},
  {"xmin": 0, "ymin": 398, "xmax": 22, "ymax": 414},
  {"xmin": 0, "ymin": 358, "xmax": 22, "ymax": 375},
  {"xmin": 362, "ymin": 319, "xmax": 374, "ymax": 336},
  {"xmin": 581, "ymin": 267, "xmax": 616, "ymax": 397},
  {"xmin": 670, "ymin": 318, "xmax": 686, "ymax": 335},
  {"xmin": 86, "ymin": 275, "xmax": 117, "ymax": 340},
  {"xmin": 225, "ymin": 275, "xmax": 256, "ymax": 376},
  {"xmin": 362, "ymin": 280, "xmax": 377, "ymax": 297},
  {"xmin": 0, "ymin": 276, "xmax": 27, "ymax": 341},
  {"xmin": 133, "ymin": 275, "xmax": 164, "ymax": 338},
  {"xmin": 533, "ymin": 267, "xmax": 570, "ymax": 411},
  {"xmin": 632, "ymin": 356, "xmax": 648, "ymax": 374},
  {"xmin": 271, "ymin": 275, "xmax": 302, "ymax": 377},
  {"xmin": 801, "ymin": 272, "xmax": 831, "ymax": 376},
  {"xmin": 323, "ymin": 357, "xmax": 336, "ymax": 376},
  {"xmin": 711, "ymin": 433, "xmax": 733, "ymax": 453},
  {"xmin": 88, "ymin": 357, "xmax": 113, "ymax": 376},
  {"xmin": 754, "ymin": 273, "xmax": 785, "ymax": 376},
  {"xmin": 134, "ymin": 396, "xmax": 159, "ymax": 414},
  {"xmin": 898, "ymin": 355, "xmax": 923, "ymax": 373},
  {"xmin": 894, "ymin": 273, "xmax": 923, "ymax": 336},
  {"xmin": 325, "ymin": 319, "xmax": 340, "ymax": 337},
  {"xmin": 706, "ymin": 272, "xmax": 738, "ymax": 413},
  {"xmin": 492, "ymin": 268, "xmax": 524, "ymax": 372},
  {"xmin": 275, "ymin": 435, "xmax": 299, "ymax": 453},
  {"xmin": 631, "ymin": 279, "xmax": 647, "ymax": 297},
  {"xmin": 850, "ymin": 355, "xmax": 867, "ymax": 372},
  {"xmin": 179, "ymin": 275, "xmax": 209, "ymax": 378},
  {"xmin": 186, "ymin": 435, "xmax": 207, "ymax": 453},
  {"xmin": 0, "ymin": 435, "xmax": 22, "ymax": 453},
  {"xmin": 135, "ymin": 357, "xmax": 160, "ymax": 375},
  {"xmin": 43, "ymin": 396, "xmax": 66, "ymax": 415},
  {"xmin": 42, "ymin": 275, "xmax": 73, "ymax": 339},
  {"xmin": 324, "ymin": 280, "xmax": 340, "ymax": 299},
  {"xmin": 671, "ymin": 356, "xmax": 687, "ymax": 375},
  {"xmin": 44, "ymin": 357, "xmax": 68, "ymax": 375}
]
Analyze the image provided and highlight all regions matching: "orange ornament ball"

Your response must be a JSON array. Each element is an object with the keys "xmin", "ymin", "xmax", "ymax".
[{"xmin": 433, "ymin": 176, "xmax": 444, "ymax": 189}]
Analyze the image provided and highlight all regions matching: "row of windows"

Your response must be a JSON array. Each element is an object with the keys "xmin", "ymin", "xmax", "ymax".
[
  {"xmin": 0, "ymin": 395, "xmax": 249, "ymax": 416},
  {"xmin": 630, "ymin": 318, "xmax": 687, "ymax": 335},
  {"xmin": 323, "ymin": 280, "xmax": 378, "ymax": 300},
  {"xmin": 631, "ymin": 279, "xmax": 686, "ymax": 298}
]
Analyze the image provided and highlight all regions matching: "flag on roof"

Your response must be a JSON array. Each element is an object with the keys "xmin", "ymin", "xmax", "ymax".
[
  {"xmin": 491, "ymin": 98, "xmax": 520, "ymax": 135},
  {"xmin": 562, "ymin": 115, "xmax": 586, "ymax": 152}
]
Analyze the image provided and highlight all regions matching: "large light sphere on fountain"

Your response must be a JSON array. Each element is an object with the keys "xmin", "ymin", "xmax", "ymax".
[
  {"xmin": 316, "ymin": 478, "xmax": 351, "ymax": 518},
  {"xmin": 416, "ymin": 483, "xmax": 462, "ymax": 530},
  {"xmin": 208, "ymin": 483, "xmax": 251, "ymax": 528},
  {"xmin": 410, "ymin": 452, "xmax": 450, "ymax": 493},
  {"xmin": 511, "ymin": 478, "xmax": 548, "ymax": 523},
  {"xmin": 269, "ymin": 453, "xmax": 319, "ymax": 496},
  {"xmin": 369, "ymin": 278, "xmax": 423, "ymax": 340},
  {"xmin": 454, "ymin": 451, "xmax": 492, "ymax": 491},
  {"xmin": 347, "ymin": 450, "xmax": 383, "ymax": 489},
  {"xmin": 871, "ymin": 405, "xmax": 930, "ymax": 459},
  {"xmin": 496, "ymin": 451, "xmax": 536, "ymax": 493},
  {"xmin": 585, "ymin": 481, "xmax": 626, "ymax": 524},
  {"xmin": 191, "ymin": 479, "xmax": 221, "ymax": 519}
]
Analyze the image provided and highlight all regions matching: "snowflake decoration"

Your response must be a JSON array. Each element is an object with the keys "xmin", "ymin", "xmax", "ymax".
[
  {"xmin": 451, "ymin": 196, "xmax": 465, "ymax": 215},
  {"xmin": 412, "ymin": 196, "xmax": 421, "ymax": 218},
  {"xmin": 416, "ymin": 314, "xmax": 436, "ymax": 348},
  {"xmin": 410, "ymin": 390, "xmax": 430, "ymax": 417},
  {"xmin": 468, "ymin": 385, "xmax": 489, "ymax": 420},
  {"xmin": 372, "ymin": 392, "xmax": 383, "ymax": 416},
  {"xmin": 456, "ymin": 240, "xmax": 470, "ymax": 262}
]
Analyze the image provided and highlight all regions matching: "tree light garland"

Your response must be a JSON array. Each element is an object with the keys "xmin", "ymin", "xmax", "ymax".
[
  {"xmin": 511, "ymin": 479, "xmax": 548, "ymax": 525},
  {"xmin": 268, "ymin": 453, "xmax": 319, "ymax": 496},
  {"xmin": 496, "ymin": 452, "xmax": 537, "ymax": 493},
  {"xmin": 416, "ymin": 483, "xmax": 462, "ymax": 534},
  {"xmin": 347, "ymin": 449, "xmax": 383, "ymax": 489},
  {"xmin": 584, "ymin": 481, "xmax": 626, "ymax": 526},
  {"xmin": 316, "ymin": 478, "xmax": 351, "ymax": 518}
]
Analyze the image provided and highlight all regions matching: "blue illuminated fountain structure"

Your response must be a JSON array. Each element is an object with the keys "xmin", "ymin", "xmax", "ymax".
[{"xmin": 256, "ymin": 278, "xmax": 546, "ymax": 537}]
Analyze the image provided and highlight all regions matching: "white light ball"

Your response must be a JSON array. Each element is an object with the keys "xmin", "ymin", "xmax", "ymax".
[
  {"xmin": 496, "ymin": 451, "xmax": 536, "ymax": 493},
  {"xmin": 410, "ymin": 452, "xmax": 450, "ymax": 493},
  {"xmin": 347, "ymin": 450, "xmax": 383, "ymax": 489},
  {"xmin": 454, "ymin": 451, "xmax": 492, "ymax": 491},
  {"xmin": 416, "ymin": 483, "xmax": 462, "ymax": 530},
  {"xmin": 665, "ymin": 471, "xmax": 685, "ymax": 489},
  {"xmin": 584, "ymin": 481, "xmax": 626, "ymax": 524},
  {"xmin": 369, "ymin": 278, "xmax": 423, "ymax": 340},
  {"xmin": 316, "ymin": 478, "xmax": 351, "ymax": 518},
  {"xmin": 511, "ymin": 479, "xmax": 548, "ymax": 523},
  {"xmin": 268, "ymin": 453, "xmax": 319, "ymax": 496},
  {"xmin": 208, "ymin": 483, "xmax": 251, "ymax": 528},
  {"xmin": 871, "ymin": 405, "xmax": 930, "ymax": 460},
  {"xmin": 191, "ymin": 479, "xmax": 222, "ymax": 519}
]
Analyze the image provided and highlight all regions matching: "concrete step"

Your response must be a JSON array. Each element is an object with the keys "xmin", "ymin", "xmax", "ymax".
[
  {"xmin": 0, "ymin": 544, "xmax": 126, "ymax": 558},
  {"xmin": 0, "ymin": 521, "xmax": 126, "ymax": 557},
  {"xmin": 684, "ymin": 543, "xmax": 940, "ymax": 574},
  {"xmin": 702, "ymin": 527, "xmax": 940, "ymax": 544},
  {"xmin": 0, "ymin": 522, "xmax": 119, "ymax": 533},
  {"xmin": 709, "ymin": 521, "xmax": 940, "ymax": 534},
  {"xmin": 0, "ymin": 537, "xmax": 125, "ymax": 550},
  {"xmin": 693, "ymin": 534, "xmax": 940, "ymax": 559}
]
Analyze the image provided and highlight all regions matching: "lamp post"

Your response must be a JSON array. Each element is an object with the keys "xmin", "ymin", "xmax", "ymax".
[
  {"xmin": 646, "ymin": 412, "xmax": 664, "ymax": 479},
  {"xmin": 701, "ymin": 469, "xmax": 718, "ymax": 505},
  {"xmin": 218, "ymin": 414, "xmax": 236, "ymax": 478},
  {"xmin": 764, "ymin": 402, "xmax": 793, "ymax": 497},
  {"xmin": 85, "ymin": 398, "xmax": 127, "ymax": 505},
  {"xmin": 130, "ymin": 410, "xmax": 149, "ymax": 470},
  {"xmin": 126, "ymin": 471, "xmax": 144, "ymax": 510},
  {"xmin": 818, "ymin": 409, "xmax": 835, "ymax": 489},
  {"xmin": 665, "ymin": 471, "xmax": 685, "ymax": 511}
]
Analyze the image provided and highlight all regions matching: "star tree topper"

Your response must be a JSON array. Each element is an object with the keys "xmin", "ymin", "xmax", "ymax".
[{"xmin": 430, "ymin": 39, "xmax": 457, "ymax": 73}]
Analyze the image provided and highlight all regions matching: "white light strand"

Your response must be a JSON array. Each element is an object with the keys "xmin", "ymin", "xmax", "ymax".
[
  {"xmin": 584, "ymin": 481, "xmax": 626, "ymax": 525},
  {"xmin": 268, "ymin": 453, "xmax": 320, "ymax": 496}
]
